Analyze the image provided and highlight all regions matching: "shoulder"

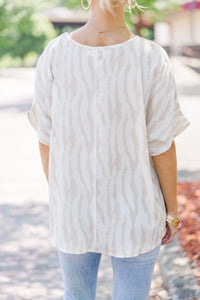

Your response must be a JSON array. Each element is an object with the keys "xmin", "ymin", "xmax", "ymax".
[
  {"xmin": 40, "ymin": 32, "xmax": 67, "ymax": 57},
  {"xmin": 36, "ymin": 32, "xmax": 67, "ymax": 74},
  {"xmin": 139, "ymin": 36, "xmax": 172, "ymax": 75},
  {"xmin": 35, "ymin": 33, "xmax": 66, "ymax": 77},
  {"xmin": 139, "ymin": 36, "xmax": 168, "ymax": 59}
]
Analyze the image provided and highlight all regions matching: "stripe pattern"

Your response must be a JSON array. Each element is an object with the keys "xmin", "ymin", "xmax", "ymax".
[{"xmin": 27, "ymin": 32, "xmax": 190, "ymax": 257}]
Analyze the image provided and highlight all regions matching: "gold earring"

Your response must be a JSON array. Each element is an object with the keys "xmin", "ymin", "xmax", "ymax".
[{"xmin": 81, "ymin": 0, "xmax": 93, "ymax": 10}]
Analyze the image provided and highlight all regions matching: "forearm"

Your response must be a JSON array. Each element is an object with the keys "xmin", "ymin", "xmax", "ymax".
[
  {"xmin": 39, "ymin": 141, "xmax": 49, "ymax": 183},
  {"xmin": 151, "ymin": 140, "xmax": 178, "ymax": 217}
]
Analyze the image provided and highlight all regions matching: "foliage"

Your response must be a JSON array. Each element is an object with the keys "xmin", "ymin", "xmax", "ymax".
[{"xmin": 0, "ymin": 0, "xmax": 57, "ymax": 65}]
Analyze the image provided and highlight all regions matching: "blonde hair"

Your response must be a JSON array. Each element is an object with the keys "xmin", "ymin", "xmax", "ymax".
[{"xmin": 81, "ymin": 0, "xmax": 148, "ymax": 19}]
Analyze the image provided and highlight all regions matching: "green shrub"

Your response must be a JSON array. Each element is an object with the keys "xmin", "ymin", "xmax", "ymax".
[{"xmin": 0, "ymin": 0, "xmax": 57, "ymax": 67}]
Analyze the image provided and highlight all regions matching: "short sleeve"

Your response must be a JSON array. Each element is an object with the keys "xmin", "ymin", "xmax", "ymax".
[
  {"xmin": 27, "ymin": 40, "xmax": 54, "ymax": 146},
  {"xmin": 145, "ymin": 47, "xmax": 190, "ymax": 156}
]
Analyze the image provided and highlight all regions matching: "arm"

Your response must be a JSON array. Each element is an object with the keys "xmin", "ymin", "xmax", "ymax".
[
  {"xmin": 145, "ymin": 47, "xmax": 190, "ymax": 245},
  {"xmin": 39, "ymin": 141, "xmax": 49, "ymax": 183},
  {"xmin": 151, "ymin": 140, "xmax": 179, "ymax": 245},
  {"xmin": 151, "ymin": 140, "xmax": 178, "ymax": 218}
]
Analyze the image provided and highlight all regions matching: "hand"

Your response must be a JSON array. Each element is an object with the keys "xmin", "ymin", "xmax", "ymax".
[{"xmin": 161, "ymin": 221, "xmax": 178, "ymax": 245}]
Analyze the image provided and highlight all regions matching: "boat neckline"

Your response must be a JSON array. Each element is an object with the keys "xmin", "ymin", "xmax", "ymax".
[{"xmin": 65, "ymin": 31, "xmax": 139, "ymax": 49}]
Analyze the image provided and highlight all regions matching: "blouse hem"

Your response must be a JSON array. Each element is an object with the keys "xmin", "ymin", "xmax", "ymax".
[{"xmin": 50, "ymin": 236, "xmax": 164, "ymax": 258}]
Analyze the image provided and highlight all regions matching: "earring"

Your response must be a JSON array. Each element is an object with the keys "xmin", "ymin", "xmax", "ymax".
[{"xmin": 81, "ymin": 0, "xmax": 93, "ymax": 10}]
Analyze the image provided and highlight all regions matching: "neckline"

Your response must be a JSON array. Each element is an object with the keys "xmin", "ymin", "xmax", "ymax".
[{"xmin": 65, "ymin": 31, "xmax": 139, "ymax": 49}]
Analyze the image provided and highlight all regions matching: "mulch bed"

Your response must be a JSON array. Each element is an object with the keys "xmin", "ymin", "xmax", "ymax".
[{"xmin": 177, "ymin": 181, "xmax": 200, "ymax": 285}]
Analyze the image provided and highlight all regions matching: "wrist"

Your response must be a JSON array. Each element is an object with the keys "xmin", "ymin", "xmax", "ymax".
[
  {"xmin": 167, "ymin": 212, "xmax": 178, "ymax": 218},
  {"xmin": 166, "ymin": 214, "xmax": 182, "ymax": 227},
  {"xmin": 166, "ymin": 210, "xmax": 178, "ymax": 218}
]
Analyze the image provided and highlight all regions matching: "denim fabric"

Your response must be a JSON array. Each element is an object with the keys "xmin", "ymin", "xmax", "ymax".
[{"xmin": 57, "ymin": 241, "xmax": 161, "ymax": 300}]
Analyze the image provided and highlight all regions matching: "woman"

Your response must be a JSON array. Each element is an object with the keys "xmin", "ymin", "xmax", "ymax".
[{"xmin": 27, "ymin": 0, "xmax": 190, "ymax": 299}]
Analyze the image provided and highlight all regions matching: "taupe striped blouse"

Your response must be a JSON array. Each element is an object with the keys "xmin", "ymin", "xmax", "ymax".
[{"xmin": 27, "ymin": 31, "xmax": 190, "ymax": 257}]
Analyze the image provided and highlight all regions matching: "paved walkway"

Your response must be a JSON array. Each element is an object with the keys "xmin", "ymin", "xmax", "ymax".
[
  {"xmin": 0, "ymin": 54, "xmax": 199, "ymax": 299},
  {"xmin": 170, "ymin": 56, "xmax": 200, "ymax": 182}
]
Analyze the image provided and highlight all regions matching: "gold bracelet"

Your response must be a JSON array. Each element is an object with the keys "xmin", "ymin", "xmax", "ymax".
[{"xmin": 166, "ymin": 214, "xmax": 182, "ymax": 227}]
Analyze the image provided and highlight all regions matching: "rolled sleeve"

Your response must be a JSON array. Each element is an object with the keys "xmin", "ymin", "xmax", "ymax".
[
  {"xmin": 27, "ymin": 41, "xmax": 54, "ymax": 146},
  {"xmin": 146, "ymin": 47, "xmax": 190, "ymax": 156}
]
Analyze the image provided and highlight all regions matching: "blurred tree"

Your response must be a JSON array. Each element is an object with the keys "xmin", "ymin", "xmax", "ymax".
[
  {"xmin": 0, "ymin": 0, "xmax": 56, "ymax": 64},
  {"xmin": 128, "ymin": 0, "xmax": 181, "ymax": 37}
]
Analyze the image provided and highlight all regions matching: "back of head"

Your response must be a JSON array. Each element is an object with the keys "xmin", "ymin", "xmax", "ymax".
[{"xmin": 82, "ymin": 0, "xmax": 147, "ymax": 20}]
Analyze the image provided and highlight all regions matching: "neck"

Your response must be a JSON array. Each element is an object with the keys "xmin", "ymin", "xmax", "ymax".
[{"xmin": 88, "ymin": 0, "xmax": 126, "ymax": 29}]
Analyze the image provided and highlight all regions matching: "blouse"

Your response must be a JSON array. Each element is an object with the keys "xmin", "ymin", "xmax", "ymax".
[{"xmin": 27, "ymin": 31, "xmax": 190, "ymax": 258}]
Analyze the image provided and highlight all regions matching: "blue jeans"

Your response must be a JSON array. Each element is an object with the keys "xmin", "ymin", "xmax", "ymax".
[{"xmin": 57, "ymin": 241, "xmax": 161, "ymax": 300}]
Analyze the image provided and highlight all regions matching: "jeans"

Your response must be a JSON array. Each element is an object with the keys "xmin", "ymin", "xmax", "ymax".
[{"xmin": 57, "ymin": 241, "xmax": 162, "ymax": 300}]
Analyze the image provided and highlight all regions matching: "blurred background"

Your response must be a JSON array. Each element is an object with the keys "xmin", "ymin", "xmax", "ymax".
[
  {"xmin": 0, "ymin": 0, "xmax": 200, "ymax": 68},
  {"xmin": 0, "ymin": 0, "xmax": 199, "ymax": 299}
]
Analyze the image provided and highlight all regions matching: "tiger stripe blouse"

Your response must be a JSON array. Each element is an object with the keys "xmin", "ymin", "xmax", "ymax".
[{"xmin": 27, "ymin": 31, "xmax": 190, "ymax": 257}]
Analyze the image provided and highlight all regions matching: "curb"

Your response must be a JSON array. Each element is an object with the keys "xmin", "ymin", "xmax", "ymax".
[{"xmin": 157, "ymin": 235, "xmax": 200, "ymax": 300}]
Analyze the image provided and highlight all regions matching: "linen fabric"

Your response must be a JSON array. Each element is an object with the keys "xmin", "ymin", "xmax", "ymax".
[{"xmin": 27, "ymin": 31, "xmax": 190, "ymax": 257}]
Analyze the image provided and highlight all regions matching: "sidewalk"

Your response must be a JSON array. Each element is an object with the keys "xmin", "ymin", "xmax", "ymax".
[
  {"xmin": 169, "ymin": 56, "xmax": 200, "ymax": 182},
  {"xmin": 0, "ymin": 54, "xmax": 199, "ymax": 299}
]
